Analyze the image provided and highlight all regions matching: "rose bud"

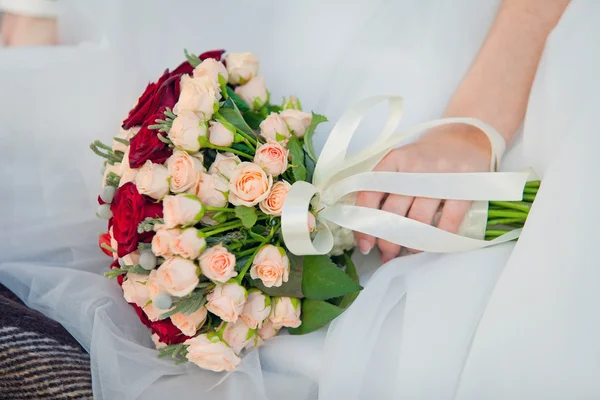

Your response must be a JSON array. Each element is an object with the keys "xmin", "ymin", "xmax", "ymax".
[
  {"xmin": 228, "ymin": 162, "xmax": 273, "ymax": 207},
  {"xmin": 184, "ymin": 333, "xmax": 241, "ymax": 372},
  {"xmin": 135, "ymin": 160, "xmax": 170, "ymax": 200},
  {"xmin": 162, "ymin": 194, "xmax": 204, "ymax": 228},
  {"xmin": 208, "ymin": 152, "xmax": 241, "ymax": 180},
  {"xmin": 282, "ymin": 96, "xmax": 302, "ymax": 111},
  {"xmin": 99, "ymin": 232, "xmax": 113, "ymax": 257},
  {"xmin": 269, "ymin": 297, "xmax": 301, "ymax": 329},
  {"xmin": 279, "ymin": 109, "xmax": 312, "ymax": 138},
  {"xmin": 254, "ymin": 140, "xmax": 289, "ymax": 176},
  {"xmin": 208, "ymin": 121, "xmax": 235, "ymax": 147},
  {"xmin": 173, "ymin": 75, "xmax": 219, "ymax": 120},
  {"xmin": 259, "ymin": 113, "xmax": 291, "ymax": 145},
  {"xmin": 166, "ymin": 150, "xmax": 205, "ymax": 194},
  {"xmin": 193, "ymin": 172, "xmax": 229, "ymax": 208},
  {"xmin": 151, "ymin": 227, "xmax": 181, "ymax": 258},
  {"xmin": 241, "ymin": 289, "xmax": 272, "ymax": 329},
  {"xmin": 155, "ymin": 256, "xmax": 199, "ymax": 297},
  {"xmin": 168, "ymin": 110, "xmax": 207, "ymax": 153},
  {"xmin": 308, "ymin": 212, "xmax": 317, "ymax": 233},
  {"xmin": 257, "ymin": 320, "xmax": 280, "ymax": 341},
  {"xmin": 170, "ymin": 306, "xmax": 208, "ymax": 337},
  {"xmin": 249, "ymin": 245, "xmax": 290, "ymax": 288},
  {"xmin": 259, "ymin": 180, "xmax": 291, "ymax": 217},
  {"xmin": 122, "ymin": 273, "xmax": 150, "ymax": 308},
  {"xmin": 225, "ymin": 52, "xmax": 259, "ymax": 85},
  {"xmin": 193, "ymin": 58, "xmax": 228, "ymax": 91},
  {"xmin": 206, "ymin": 282, "xmax": 247, "ymax": 323},
  {"xmin": 170, "ymin": 227, "xmax": 207, "ymax": 260},
  {"xmin": 234, "ymin": 76, "xmax": 268, "ymax": 110},
  {"xmin": 221, "ymin": 319, "xmax": 257, "ymax": 354},
  {"xmin": 199, "ymin": 244, "xmax": 237, "ymax": 283}
]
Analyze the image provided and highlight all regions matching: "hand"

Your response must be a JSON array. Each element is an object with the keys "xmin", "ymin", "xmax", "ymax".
[
  {"xmin": 1, "ymin": 13, "xmax": 57, "ymax": 47},
  {"xmin": 354, "ymin": 126, "xmax": 492, "ymax": 263}
]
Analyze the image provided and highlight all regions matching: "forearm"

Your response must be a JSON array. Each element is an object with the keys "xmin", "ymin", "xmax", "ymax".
[{"xmin": 444, "ymin": 0, "xmax": 570, "ymax": 145}]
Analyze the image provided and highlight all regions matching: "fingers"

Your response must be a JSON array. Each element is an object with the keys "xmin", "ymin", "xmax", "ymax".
[
  {"xmin": 436, "ymin": 200, "xmax": 472, "ymax": 234},
  {"xmin": 377, "ymin": 194, "xmax": 414, "ymax": 263},
  {"xmin": 405, "ymin": 197, "xmax": 442, "ymax": 252}
]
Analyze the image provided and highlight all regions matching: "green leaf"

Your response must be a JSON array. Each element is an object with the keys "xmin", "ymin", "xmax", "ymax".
[
  {"xmin": 301, "ymin": 255, "xmax": 362, "ymax": 300},
  {"xmin": 159, "ymin": 290, "xmax": 206, "ymax": 319},
  {"xmin": 287, "ymin": 136, "xmax": 307, "ymax": 182},
  {"xmin": 225, "ymin": 86, "xmax": 251, "ymax": 112},
  {"xmin": 220, "ymin": 99, "xmax": 256, "ymax": 138},
  {"xmin": 288, "ymin": 299, "xmax": 344, "ymax": 335},
  {"xmin": 248, "ymin": 229, "xmax": 267, "ymax": 242},
  {"xmin": 251, "ymin": 254, "xmax": 304, "ymax": 298},
  {"xmin": 242, "ymin": 111, "xmax": 265, "ymax": 130},
  {"xmin": 305, "ymin": 151, "xmax": 316, "ymax": 182},
  {"xmin": 184, "ymin": 49, "xmax": 201, "ymax": 68},
  {"xmin": 230, "ymin": 142, "xmax": 254, "ymax": 155},
  {"xmin": 303, "ymin": 113, "xmax": 328, "ymax": 161},
  {"xmin": 218, "ymin": 74, "xmax": 228, "ymax": 99},
  {"xmin": 338, "ymin": 252, "xmax": 360, "ymax": 309},
  {"xmin": 266, "ymin": 104, "xmax": 282, "ymax": 114},
  {"xmin": 235, "ymin": 206, "xmax": 258, "ymax": 229}
]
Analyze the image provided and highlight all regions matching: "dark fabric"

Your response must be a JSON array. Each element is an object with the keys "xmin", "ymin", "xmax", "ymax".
[{"xmin": 0, "ymin": 284, "xmax": 93, "ymax": 399}]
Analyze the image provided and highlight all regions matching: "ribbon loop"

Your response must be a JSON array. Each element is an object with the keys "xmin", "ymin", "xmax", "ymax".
[{"xmin": 281, "ymin": 95, "xmax": 528, "ymax": 256}]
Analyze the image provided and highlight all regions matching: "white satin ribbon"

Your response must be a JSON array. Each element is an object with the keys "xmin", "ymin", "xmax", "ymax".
[{"xmin": 281, "ymin": 96, "xmax": 530, "ymax": 256}]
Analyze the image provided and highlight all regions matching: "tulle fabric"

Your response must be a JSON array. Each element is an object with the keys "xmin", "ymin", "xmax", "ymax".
[{"xmin": 1, "ymin": 0, "xmax": 599, "ymax": 399}]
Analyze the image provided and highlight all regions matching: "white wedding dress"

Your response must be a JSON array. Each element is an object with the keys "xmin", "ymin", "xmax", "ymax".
[{"xmin": 1, "ymin": 0, "xmax": 600, "ymax": 399}]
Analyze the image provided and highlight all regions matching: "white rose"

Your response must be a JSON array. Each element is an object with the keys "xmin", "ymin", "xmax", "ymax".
[
  {"xmin": 269, "ymin": 297, "xmax": 301, "ymax": 329},
  {"xmin": 168, "ymin": 110, "xmax": 207, "ymax": 152},
  {"xmin": 166, "ymin": 150, "xmax": 204, "ymax": 194},
  {"xmin": 279, "ymin": 109, "xmax": 312, "ymax": 138},
  {"xmin": 206, "ymin": 282, "xmax": 247, "ymax": 323},
  {"xmin": 222, "ymin": 319, "xmax": 256, "ymax": 354},
  {"xmin": 170, "ymin": 306, "xmax": 208, "ymax": 337},
  {"xmin": 259, "ymin": 113, "xmax": 291, "ymax": 145},
  {"xmin": 112, "ymin": 126, "xmax": 139, "ymax": 153},
  {"xmin": 170, "ymin": 227, "xmax": 207, "ymax": 260},
  {"xmin": 208, "ymin": 121, "xmax": 235, "ymax": 147},
  {"xmin": 193, "ymin": 58, "xmax": 228, "ymax": 90},
  {"xmin": 208, "ymin": 152, "xmax": 241, "ymax": 180},
  {"xmin": 241, "ymin": 289, "xmax": 271, "ymax": 329},
  {"xmin": 118, "ymin": 147, "xmax": 139, "ymax": 186},
  {"xmin": 225, "ymin": 52, "xmax": 259, "ymax": 85},
  {"xmin": 184, "ymin": 334, "xmax": 241, "ymax": 372},
  {"xmin": 135, "ymin": 160, "xmax": 169, "ymax": 200},
  {"xmin": 234, "ymin": 76, "xmax": 268, "ymax": 110},
  {"xmin": 174, "ymin": 75, "xmax": 219, "ymax": 120}
]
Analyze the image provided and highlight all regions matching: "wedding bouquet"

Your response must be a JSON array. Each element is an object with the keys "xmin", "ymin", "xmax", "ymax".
[{"xmin": 91, "ymin": 49, "xmax": 362, "ymax": 372}]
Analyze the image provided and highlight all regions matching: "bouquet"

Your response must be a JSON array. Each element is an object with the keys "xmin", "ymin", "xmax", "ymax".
[
  {"xmin": 91, "ymin": 48, "xmax": 539, "ymax": 373},
  {"xmin": 91, "ymin": 49, "xmax": 362, "ymax": 372}
]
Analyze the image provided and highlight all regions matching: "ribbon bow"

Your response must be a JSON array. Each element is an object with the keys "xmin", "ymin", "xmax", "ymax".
[{"xmin": 281, "ymin": 96, "xmax": 530, "ymax": 256}]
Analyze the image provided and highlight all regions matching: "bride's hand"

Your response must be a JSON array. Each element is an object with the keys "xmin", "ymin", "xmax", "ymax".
[
  {"xmin": 1, "ymin": 13, "xmax": 57, "ymax": 47},
  {"xmin": 354, "ymin": 126, "xmax": 492, "ymax": 262}
]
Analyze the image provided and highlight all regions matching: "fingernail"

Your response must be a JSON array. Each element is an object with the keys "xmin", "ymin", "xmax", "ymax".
[{"xmin": 358, "ymin": 240, "xmax": 372, "ymax": 255}]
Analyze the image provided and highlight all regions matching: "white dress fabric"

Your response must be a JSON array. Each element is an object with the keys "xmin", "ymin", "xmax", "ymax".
[{"xmin": 1, "ymin": 0, "xmax": 599, "ymax": 399}]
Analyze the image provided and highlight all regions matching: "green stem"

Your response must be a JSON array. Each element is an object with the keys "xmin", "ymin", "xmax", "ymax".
[
  {"xmin": 236, "ymin": 246, "xmax": 263, "ymax": 284},
  {"xmin": 237, "ymin": 246, "xmax": 260, "ymax": 258},
  {"xmin": 522, "ymin": 194, "xmax": 536, "ymax": 202},
  {"xmin": 486, "ymin": 218, "xmax": 526, "ymax": 226},
  {"xmin": 237, "ymin": 129, "xmax": 258, "ymax": 147},
  {"xmin": 523, "ymin": 187, "xmax": 538, "ymax": 195},
  {"xmin": 525, "ymin": 180, "xmax": 541, "ymax": 188},
  {"xmin": 89, "ymin": 144, "xmax": 111, "ymax": 160},
  {"xmin": 101, "ymin": 243, "xmax": 116, "ymax": 253},
  {"xmin": 204, "ymin": 206, "xmax": 236, "ymax": 213},
  {"xmin": 203, "ymin": 222, "xmax": 245, "ymax": 237},
  {"xmin": 489, "ymin": 201, "xmax": 531, "ymax": 214},
  {"xmin": 206, "ymin": 144, "xmax": 253, "ymax": 160},
  {"xmin": 487, "ymin": 209, "xmax": 529, "ymax": 220}
]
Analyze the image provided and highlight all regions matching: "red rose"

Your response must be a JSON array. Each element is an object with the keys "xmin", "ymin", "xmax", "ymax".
[
  {"xmin": 128, "ymin": 110, "xmax": 173, "ymax": 168},
  {"xmin": 110, "ymin": 182, "xmax": 163, "ymax": 257},
  {"xmin": 150, "ymin": 318, "xmax": 192, "ymax": 345},
  {"xmin": 199, "ymin": 49, "xmax": 226, "ymax": 62},
  {"xmin": 99, "ymin": 233, "xmax": 113, "ymax": 257}
]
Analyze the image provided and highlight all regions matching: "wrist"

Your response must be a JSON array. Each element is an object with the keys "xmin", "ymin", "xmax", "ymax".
[{"xmin": 420, "ymin": 123, "xmax": 495, "ymax": 163}]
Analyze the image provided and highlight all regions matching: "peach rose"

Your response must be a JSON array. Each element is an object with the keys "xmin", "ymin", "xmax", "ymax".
[
  {"xmin": 170, "ymin": 227, "xmax": 206, "ymax": 260},
  {"xmin": 122, "ymin": 273, "xmax": 150, "ymax": 307},
  {"xmin": 135, "ymin": 160, "xmax": 169, "ymax": 200},
  {"xmin": 166, "ymin": 150, "xmax": 204, "ymax": 194},
  {"xmin": 234, "ymin": 76, "xmax": 268, "ymax": 110},
  {"xmin": 151, "ymin": 333, "xmax": 167, "ymax": 350},
  {"xmin": 259, "ymin": 112, "xmax": 291, "ymax": 144},
  {"xmin": 249, "ymin": 245, "xmax": 290, "ymax": 288},
  {"xmin": 173, "ymin": 75, "xmax": 218, "ymax": 120},
  {"xmin": 308, "ymin": 213, "xmax": 317, "ymax": 232},
  {"xmin": 146, "ymin": 269, "xmax": 167, "ymax": 300},
  {"xmin": 228, "ymin": 162, "xmax": 273, "ymax": 207},
  {"xmin": 162, "ymin": 194, "xmax": 204, "ymax": 228},
  {"xmin": 282, "ymin": 96, "xmax": 302, "ymax": 110},
  {"xmin": 208, "ymin": 121, "xmax": 235, "ymax": 147},
  {"xmin": 222, "ymin": 319, "xmax": 256, "ymax": 354},
  {"xmin": 254, "ymin": 140, "xmax": 289, "ymax": 176},
  {"xmin": 168, "ymin": 110, "xmax": 207, "ymax": 152},
  {"xmin": 208, "ymin": 152, "xmax": 241, "ymax": 180},
  {"xmin": 279, "ymin": 109, "xmax": 312, "ymax": 138},
  {"xmin": 225, "ymin": 52, "xmax": 259, "ymax": 85},
  {"xmin": 112, "ymin": 126, "xmax": 139, "ymax": 154},
  {"xmin": 151, "ymin": 227, "xmax": 181, "ymax": 258},
  {"xmin": 118, "ymin": 147, "xmax": 139, "ymax": 186},
  {"xmin": 155, "ymin": 256, "xmax": 199, "ymax": 297},
  {"xmin": 192, "ymin": 172, "xmax": 228, "ymax": 208},
  {"xmin": 269, "ymin": 297, "xmax": 301, "ymax": 329},
  {"xmin": 184, "ymin": 334, "xmax": 241, "ymax": 372},
  {"xmin": 199, "ymin": 244, "xmax": 237, "ymax": 283},
  {"xmin": 241, "ymin": 289, "xmax": 271, "ymax": 329},
  {"xmin": 206, "ymin": 282, "xmax": 247, "ymax": 323},
  {"xmin": 257, "ymin": 320, "xmax": 280, "ymax": 341},
  {"xmin": 193, "ymin": 58, "xmax": 228, "ymax": 90},
  {"xmin": 170, "ymin": 306, "xmax": 208, "ymax": 337},
  {"xmin": 142, "ymin": 303, "xmax": 162, "ymax": 322},
  {"xmin": 259, "ymin": 180, "xmax": 291, "ymax": 216}
]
